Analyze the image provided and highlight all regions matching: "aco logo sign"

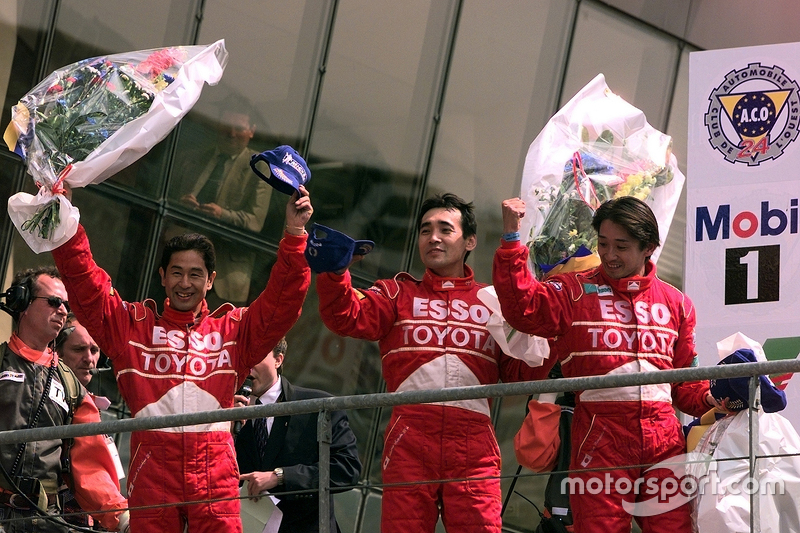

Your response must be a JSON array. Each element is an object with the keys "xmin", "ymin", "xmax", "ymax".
[{"xmin": 704, "ymin": 62, "xmax": 800, "ymax": 165}]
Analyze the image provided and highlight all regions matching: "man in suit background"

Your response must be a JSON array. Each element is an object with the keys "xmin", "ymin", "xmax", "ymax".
[
  {"xmin": 177, "ymin": 105, "xmax": 272, "ymax": 306},
  {"xmin": 236, "ymin": 337, "xmax": 362, "ymax": 533}
]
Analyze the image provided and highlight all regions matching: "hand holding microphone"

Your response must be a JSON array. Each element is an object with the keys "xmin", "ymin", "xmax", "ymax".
[{"xmin": 233, "ymin": 379, "xmax": 253, "ymax": 436}]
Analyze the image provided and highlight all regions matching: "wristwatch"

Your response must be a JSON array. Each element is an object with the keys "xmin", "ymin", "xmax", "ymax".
[{"xmin": 274, "ymin": 467, "xmax": 284, "ymax": 485}]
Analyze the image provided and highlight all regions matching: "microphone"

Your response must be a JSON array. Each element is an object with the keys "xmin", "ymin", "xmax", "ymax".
[
  {"xmin": 90, "ymin": 355, "xmax": 113, "ymax": 374},
  {"xmin": 233, "ymin": 381, "xmax": 253, "ymax": 436}
]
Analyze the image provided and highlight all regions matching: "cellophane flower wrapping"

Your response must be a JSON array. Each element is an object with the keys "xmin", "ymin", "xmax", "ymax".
[
  {"xmin": 4, "ymin": 40, "xmax": 228, "ymax": 252},
  {"xmin": 519, "ymin": 73, "xmax": 685, "ymax": 277}
]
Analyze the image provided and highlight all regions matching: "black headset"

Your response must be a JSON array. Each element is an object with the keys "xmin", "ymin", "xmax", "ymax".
[{"xmin": 0, "ymin": 276, "xmax": 34, "ymax": 317}]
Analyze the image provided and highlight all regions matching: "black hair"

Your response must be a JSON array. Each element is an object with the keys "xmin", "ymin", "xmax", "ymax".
[
  {"xmin": 160, "ymin": 233, "xmax": 216, "ymax": 275},
  {"xmin": 8, "ymin": 266, "xmax": 61, "ymax": 325},
  {"xmin": 417, "ymin": 193, "xmax": 477, "ymax": 261},
  {"xmin": 591, "ymin": 196, "xmax": 660, "ymax": 251},
  {"xmin": 12, "ymin": 266, "xmax": 61, "ymax": 293}
]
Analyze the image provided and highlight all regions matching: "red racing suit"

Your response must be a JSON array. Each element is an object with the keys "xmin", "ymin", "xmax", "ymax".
[
  {"xmin": 317, "ymin": 265, "xmax": 547, "ymax": 533},
  {"xmin": 492, "ymin": 240, "xmax": 710, "ymax": 533},
  {"xmin": 52, "ymin": 225, "xmax": 310, "ymax": 533}
]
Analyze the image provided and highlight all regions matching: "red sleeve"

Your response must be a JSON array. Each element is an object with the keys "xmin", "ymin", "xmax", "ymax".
[
  {"xmin": 238, "ymin": 232, "xmax": 311, "ymax": 370},
  {"xmin": 69, "ymin": 394, "xmax": 127, "ymax": 531},
  {"xmin": 514, "ymin": 400, "xmax": 562, "ymax": 473},
  {"xmin": 50, "ymin": 225, "xmax": 131, "ymax": 360},
  {"xmin": 492, "ymin": 240, "xmax": 572, "ymax": 338},
  {"xmin": 316, "ymin": 271, "xmax": 396, "ymax": 342},
  {"xmin": 670, "ymin": 294, "xmax": 711, "ymax": 417}
]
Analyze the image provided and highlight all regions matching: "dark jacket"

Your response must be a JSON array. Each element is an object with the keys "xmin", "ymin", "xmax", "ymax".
[{"xmin": 236, "ymin": 378, "xmax": 361, "ymax": 533}]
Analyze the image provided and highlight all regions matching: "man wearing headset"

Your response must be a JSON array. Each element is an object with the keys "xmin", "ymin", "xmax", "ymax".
[{"xmin": 0, "ymin": 266, "xmax": 128, "ymax": 532}]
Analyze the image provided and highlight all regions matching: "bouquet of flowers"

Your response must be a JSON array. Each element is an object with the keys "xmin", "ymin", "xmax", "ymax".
[
  {"xmin": 4, "ymin": 40, "xmax": 228, "ymax": 252},
  {"xmin": 519, "ymin": 74, "xmax": 685, "ymax": 277}
]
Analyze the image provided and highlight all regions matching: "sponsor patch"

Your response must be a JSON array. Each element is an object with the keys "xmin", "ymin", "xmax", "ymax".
[{"xmin": 0, "ymin": 371, "xmax": 24, "ymax": 383}]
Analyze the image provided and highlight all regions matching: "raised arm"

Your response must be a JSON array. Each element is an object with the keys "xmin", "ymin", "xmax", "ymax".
[
  {"xmin": 51, "ymin": 225, "xmax": 131, "ymax": 359},
  {"xmin": 492, "ymin": 198, "xmax": 572, "ymax": 338},
  {"xmin": 237, "ymin": 187, "xmax": 313, "ymax": 370}
]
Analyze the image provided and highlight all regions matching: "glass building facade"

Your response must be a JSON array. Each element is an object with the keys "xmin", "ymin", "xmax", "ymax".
[{"xmin": 1, "ymin": 1, "xmax": 799, "ymax": 531}]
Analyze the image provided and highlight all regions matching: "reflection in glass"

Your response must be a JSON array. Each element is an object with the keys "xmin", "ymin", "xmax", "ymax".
[
  {"xmin": 423, "ymin": 0, "xmax": 574, "ymax": 282},
  {"xmin": 309, "ymin": 0, "xmax": 457, "ymax": 278},
  {"xmin": 168, "ymin": 106, "xmax": 273, "ymax": 305},
  {"xmin": 562, "ymin": 1, "xmax": 679, "ymax": 130},
  {"xmin": 1, "ymin": 1, "xmax": 55, "ymax": 138},
  {"xmin": 73, "ymin": 187, "xmax": 155, "ymax": 299},
  {"xmin": 0, "ymin": 157, "xmax": 32, "ymax": 342}
]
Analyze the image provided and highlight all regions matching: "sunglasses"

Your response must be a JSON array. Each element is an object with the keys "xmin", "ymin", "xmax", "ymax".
[{"xmin": 34, "ymin": 296, "xmax": 70, "ymax": 312}]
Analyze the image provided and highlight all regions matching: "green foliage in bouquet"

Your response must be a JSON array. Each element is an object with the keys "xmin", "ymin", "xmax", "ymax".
[
  {"xmin": 30, "ymin": 59, "xmax": 158, "ymax": 177},
  {"xmin": 528, "ymin": 128, "xmax": 673, "ymax": 277},
  {"xmin": 14, "ymin": 49, "xmax": 179, "ymax": 240}
]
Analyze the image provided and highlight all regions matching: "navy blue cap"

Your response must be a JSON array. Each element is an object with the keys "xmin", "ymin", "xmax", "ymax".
[
  {"xmin": 710, "ymin": 349, "xmax": 787, "ymax": 413},
  {"xmin": 250, "ymin": 145, "xmax": 310, "ymax": 195},
  {"xmin": 304, "ymin": 223, "xmax": 374, "ymax": 274}
]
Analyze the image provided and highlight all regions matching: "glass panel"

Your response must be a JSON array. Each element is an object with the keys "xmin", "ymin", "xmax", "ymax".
[
  {"xmin": 1, "ymin": 1, "xmax": 55, "ymax": 137},
  {"xmin": 498, "ymin": 397, "xmax": 551, "ymax": 531},
  {"xmin": 167, "ymin": 106, "xmax": 276, "ymax": 246},
  {"xmin": 193, "ymin": 0, "xmax": 330, "ymax": 145},
  {"xmin": 48, "ymin": 0, "xmax": 196, "ymax": 70},
  {"xmin": 561, "ymin": 1, "xmax": 679, "ymax": 131},
  {"xmin": 168, "ymin": 0, "xmax": 331, "ymax": 242},
  {"xmin": 333, "ymin": 489, "xmax": 363, "ymax": 533},
  {"xmin": 0, "ymin": 157, "xmax": 30, "ymax": 342},
  {"xmin": 360, "ymin": 491, "xmax": 384, "ymax": 533},
  {"xmin": 71, "ymin": 187, "xmax": 157, "ymax": 300},
  {"xmin": 602, "ymin": 0, "xmax": 692, "ymax": 38},
  {"xmin": 423, "ymin": 0, "xmax": 575, "ymax": 282},
  {"xmin": 308, "ymin": 0, "xmax": 457, "ymax": 279},
  {"xmin": 686, "ymin": 0, "xmax": 800, "ymax": 50},
  {"xmin": 659, "ymin": 47, "xmax": 694, "ymax": 289}
]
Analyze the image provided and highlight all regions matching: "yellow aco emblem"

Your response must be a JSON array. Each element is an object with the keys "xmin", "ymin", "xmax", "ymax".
[{"xmin": 705, "ymin": 62, "xmax": 800, "ymax": 165}]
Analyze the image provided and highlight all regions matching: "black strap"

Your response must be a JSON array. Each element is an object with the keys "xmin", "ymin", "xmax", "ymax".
[{"xmin": 10, "ymin": 357, "xmax": 57, "ymax": 478}]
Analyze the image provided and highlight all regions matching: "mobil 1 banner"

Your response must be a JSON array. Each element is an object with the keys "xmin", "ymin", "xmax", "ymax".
[
  {"xmin": 688, "ymin": 43, "xmax": 800, "ymax": 430},
  {"xmin": 688, "ymin": 189, "xmax": 800, "ymax": 325}
]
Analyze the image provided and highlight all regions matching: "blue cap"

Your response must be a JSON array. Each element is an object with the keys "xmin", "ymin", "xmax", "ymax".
[
  {"xmin": 304, "ymin": 223, "xmax": 374, "ymax": 274},
  {"xmin": 710, "ymin": 349, "xmax": 787, "ymax": 413},
  {"xmin": 250, "ymin": 145, "xmax": 310, "ymax": 195}
]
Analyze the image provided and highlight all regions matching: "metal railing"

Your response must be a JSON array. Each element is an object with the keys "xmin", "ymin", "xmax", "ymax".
[{"xmin": 2, "ymin": 358, "xmax": 799, "ymax": 532}]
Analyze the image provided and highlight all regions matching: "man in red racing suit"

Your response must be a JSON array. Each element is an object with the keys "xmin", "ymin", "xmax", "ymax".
[
  {"xmin": 492, "ymin": 196, "xmax": 716, "ymax": 533},
  {"xmin": 317, "ymin": 193, "xmax": 547, "ymax": 533},
  {"xmin": 50, "ymin": 189, "xmax": 313, "ymax": 533}
]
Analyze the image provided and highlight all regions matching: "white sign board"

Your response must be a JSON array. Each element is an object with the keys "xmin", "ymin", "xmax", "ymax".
[{"xmin": 687, "ymin": 42, "xmax": 800, "ymax": 429}]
